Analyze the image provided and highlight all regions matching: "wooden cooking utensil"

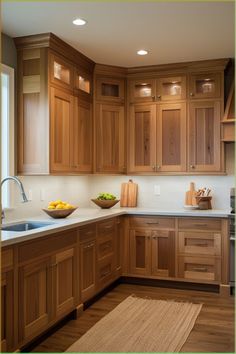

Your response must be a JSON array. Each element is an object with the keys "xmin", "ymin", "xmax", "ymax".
[{"xmin": 120, "ymin": 179, "xmax": 138, "ymax": 207}]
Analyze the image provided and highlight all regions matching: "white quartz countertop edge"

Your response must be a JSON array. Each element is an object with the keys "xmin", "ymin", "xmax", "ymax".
[{"xmin": 1, "ymin": 207, "xmax": 231, "ymax": 247}]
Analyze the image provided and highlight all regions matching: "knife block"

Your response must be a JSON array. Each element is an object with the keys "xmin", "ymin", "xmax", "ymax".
[{"xmin": 195, "ymin": 196, "xmax": 212, "ymax": 210}]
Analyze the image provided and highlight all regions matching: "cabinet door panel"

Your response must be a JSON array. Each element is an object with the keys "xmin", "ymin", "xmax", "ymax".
[
  {"xmin": 96, "ymin": 78, "xmax": 124, "ymax": 102},
  {"xmin": 129, "ymin": 79, "xmax": 156, "ymax": 103},
  {"xmin": 151, "ymin": 230, "xmax": 175, "ymax": 277},
  {"xmin": 1, "ymin": 271, "xmax": 14, "ymax": 352},
  {"xmin": 156, "ymin": 76, "xmax": 186, "ymax": 101},
  {"xmin": 53, "ymin": 248, "xmax": 77, "ymax": 318},
  {"xmin": 130, "ymin": 230, "xmax": 151, "ymax": 275},
  {"xmin": 50, "ymin": 53, "xmax": 74, "ymax": 91},
  {"xmin": 80, "ymin": 240, "xmax": 96, "ymax": 301},
  {"xmin": 129, "ymin": 104, "xmax": 156, "ymax": 172},
  {"xmin": 178, "ymin": 256, "xmax": 221, "ymax": 282},
  {"xmin": 95, "ymin": 103, "xmax": 125, "ymax": 173},
  {"xmin": 19, "ymin": 258, "xmax": 51, "ymax": 342},
  {"xmin": 72, "ymin": 98, "xmax": 92, "ymax": 172},
  {"xmin": 178, "ymin": 232, "xmax": 221, "ymax": 256},
  {"xmin": 50, "ymin": 88, "xmax": 73, "ymax": 172},
  {"xmin": 189, "ymin": 73, "xmax": 221, "ymax": 99},
  {"xmin": 188, "ymin": 100, "xmax": 221, "ymax": 172},
  {"xmin": 157, "ymin": 103, "xmax": 186, "ymax": 171}
]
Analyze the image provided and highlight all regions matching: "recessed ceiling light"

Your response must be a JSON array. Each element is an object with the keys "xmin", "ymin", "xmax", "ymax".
[
  {"xmin": 137, "ymin": 50, "xmax": 148, "ymax": 56},
  {"xmin": 73, "ymin": 18, "xmax": 87, "ymax": 26}
]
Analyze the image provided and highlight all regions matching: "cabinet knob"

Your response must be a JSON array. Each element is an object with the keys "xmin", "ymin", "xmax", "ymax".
[
  {"xmin": 157, "ymin": 95, "xmax": 161, "ymax": 99},
  {"xmin": 156, "ymin": 165, "xmax": 160, "ymax": 169},
  {"xmin": 152, "ymin": 95, "xmax": 156, "ymax": 101},
  {"xmin": 152, "ymin": 165, "xmax": 156, "ymax": 170},
  {"xmin": 190, "ymin": 92, "xmax": 194, "ymax": 97},
  {"xmin": 190, "ymin": 165, "xmax": 195, "ymax": 169}
]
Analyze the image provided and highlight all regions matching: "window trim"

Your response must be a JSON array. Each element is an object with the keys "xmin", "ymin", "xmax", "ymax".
[{"xmin": 1, "ymin": 63, "xmax": 15, "ymax": 209}]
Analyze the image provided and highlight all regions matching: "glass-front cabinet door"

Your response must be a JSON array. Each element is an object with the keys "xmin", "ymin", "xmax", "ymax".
[
  {"xmin": 189, "ymin": 73, "xmax": 221, "ymax": 99},
  {"xmin": 156, "ymin": 76, "xmax": 186, "ymax": 101},
  {"xmin": 50, "ymin": 53, "xmax": 74, "ymax": 90},
  {"xmin": 129, "ymin": 79, "xmax": 156, "ymax": 103},
  {"xmin": 96, "ymin": 78, "xmax": 124, "ymax": 102},
  {"xmin": 74, "ymin": 69, "xmax": 92, "ymax": 100}
]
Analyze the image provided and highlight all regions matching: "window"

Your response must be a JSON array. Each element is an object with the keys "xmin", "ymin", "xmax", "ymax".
[{"xmin": 1, "ymin": 63, "xmax": 15, "ymax": 208}]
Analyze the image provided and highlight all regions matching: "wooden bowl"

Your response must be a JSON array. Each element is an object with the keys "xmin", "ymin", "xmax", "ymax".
[
  {"xmin": 91, "ymin": 199, "xmax": 119, "ymax": 209},
  {"xmin": 42, "ymin": 207, "xmax": 77, "ymax": 218}
]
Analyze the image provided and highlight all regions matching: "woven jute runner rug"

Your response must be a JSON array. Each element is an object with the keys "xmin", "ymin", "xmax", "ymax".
[{"xmin": 66, "ymin": 295, "xmax": 202, "ymax": 353}]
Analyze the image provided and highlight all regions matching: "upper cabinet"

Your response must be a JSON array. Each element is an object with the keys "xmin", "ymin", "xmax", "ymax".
[
  {"xmin": 128, "ymin": 76, "xmax": 186, "ymax": 103},
  {"xmin": 189, "ymin": 72, "xmax": 221, "ymax": 99},
  {"xmin": 96, "ymin": 77, "xmax": 124, "ymax": 103},
  {"xmin": 74, "ymin": 68, "xmax": 93, "ymax": 101},
  {"xmin": 50, "ymin": 53, "xmax": 74, "ymax": 91}
]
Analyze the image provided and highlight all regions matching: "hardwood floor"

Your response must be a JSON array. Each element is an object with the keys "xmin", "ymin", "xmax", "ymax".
[{"xmin": 30, "ymin": 284, "xmax": 235, "ymax": 353}]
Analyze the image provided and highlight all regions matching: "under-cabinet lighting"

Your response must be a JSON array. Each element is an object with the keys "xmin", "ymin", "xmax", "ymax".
[
  {"xmin": 73, "ymin": 18, "xmax": 87, "ymax": 26},
  {"xmin": 137, "ymin": 50, "xmax": 148, "ymax": 56}
]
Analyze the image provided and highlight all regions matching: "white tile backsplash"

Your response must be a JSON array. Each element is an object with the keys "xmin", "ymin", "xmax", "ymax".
[{"xmin": 3, "ymin": 144, "xmax": 234, "ymax": 221}]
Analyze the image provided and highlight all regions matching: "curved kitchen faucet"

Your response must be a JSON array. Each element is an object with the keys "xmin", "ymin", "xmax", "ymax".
[{"xmin": 1, "ymin": 176, "xmax": 28, "ymax": 222}]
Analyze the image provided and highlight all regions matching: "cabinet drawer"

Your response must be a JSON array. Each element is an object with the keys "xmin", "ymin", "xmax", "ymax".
[
  {"xmin": 1, "ymin": 248, "xmax": 14, "ymax": 271},
  {"xmin": 79, "ymin": 224, "xmax": 96, "ymax": 242},
  {"xmin": 97, "ymin": 234, "xmax": 113, "ymax": 260},
  {"xmin": 97, "ymin": 256, "xmax": 114, "ymax": 289},
  {"xmin": 97, "ymin": 219, "xmax": 115, "ymax": 235},
  {"xmin": 130, "ymin": 217, "xmax": 175, "ymax": 229},
  {"xmin": 178, "ymin": 231, "xmax": 221, "ymax": 256},
  {"xmin": 178, "ymin": 256, "xmax": 221, "ymax": 282},
  {"xmin": 178, "ymin": 218, "xmax": 221, "ymax": 231},
  {"xmin": 18, "ymin": 230, "xmax": 77, "ymax": 263}
]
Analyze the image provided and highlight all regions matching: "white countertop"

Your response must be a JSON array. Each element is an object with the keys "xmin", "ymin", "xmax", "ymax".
[{"xmin": 1, "ymin": 207, "xmax": 231, "ymax": 247}]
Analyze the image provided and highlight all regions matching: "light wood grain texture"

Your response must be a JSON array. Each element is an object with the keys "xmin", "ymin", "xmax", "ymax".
[
  {"xmin": 129, "ymin": 229, "xmax": 151, "ymax": 276},
  {"xmin": 151, "ymin": 230, "xmax": 175, "ymax": 277},
  {"xmin": 49, "ymin": 52, "xmax": 74, "ymax": 91},
  {"xmin": 189, "ymin": 72, "xmax": 221, "ymax": 99},
  {"xmin": 50, "ymin": 87, "xmax": 73, "ymax": 172},
  {"xmin": 72, "ymin": 97, "xmax": 93, "ymax": 172},
  {"xmin": 129, "ymin": 78, "xmax": 156, "ymax": 103},
  {"xmin": 188, "ymin": 100, "xmax": 221, "ymax": 172},
  {"xmin": 129, "ymin": 104, "xmax": 156, "ymax": 172},
  {"xmin": 1, "ymin": 269, "xmax": 14, "ymax": 352},
  {"xmin": 96, "ymin": 77, "xmax": 124, "ymax": 103},
  {"xmin": 120, "ymin": 180, "xmax": 138, "ymax": 207},
  {"xmin": 178, "ymin": 232, "xmax": 221, "ymax": 256},
  {"xmin": 157, "ymin": 102, "xmax": 186, "ymax": 172},
  {"xmin": 156, "ymin": 76, "xmax": 186, "ymax": 101},
  {"xmin": 30, "ymin": 283, "xmax": 234, "ymax": 353},
  {"xmin": 95, "ymin": 103, "xmax": 125, "ymax": 173},
  {"xmin": 96, "ymin": 255, "xmax": 114, "ymax": 291},
  {"xmin": 222, "ymin": 80, "xmax": 235, "ymax": 142},
  {"xmin": 80, "ymin": 240, "xmax": 96, "ymax": 302},
  {"xmin": 129, "ymin": 216, "xmax": 175, "ymax": 229},
  {"xmin": 178, "ymin": 256, "xmax": 221, "ymax": 282},
  {"xmin": 178, "ymin": 217, "xmax": 222, "ymax": 231}
]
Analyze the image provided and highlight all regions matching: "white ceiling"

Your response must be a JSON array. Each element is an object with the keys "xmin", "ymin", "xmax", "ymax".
[{"xmin": 2, "ymin": 1, "xmax": 235, "ymax": 67}]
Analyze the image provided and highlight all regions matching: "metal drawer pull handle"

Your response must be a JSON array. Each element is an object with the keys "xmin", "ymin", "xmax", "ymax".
[
  {"xmin": 195, "ymin": 243, "xmax": 208, "ymax": 247},
  {"xmin": 192, "ymin": 267, "xmax": 208, "ymax": 272},
  {"xmin": 147, "ymin": 222, "xmax": 159, "ymax": 225}
]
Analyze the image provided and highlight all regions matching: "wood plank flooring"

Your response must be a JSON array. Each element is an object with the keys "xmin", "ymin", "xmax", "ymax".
[{"xmin": 30, "ymin": 284, "xmax": 235, "ymax": 353}]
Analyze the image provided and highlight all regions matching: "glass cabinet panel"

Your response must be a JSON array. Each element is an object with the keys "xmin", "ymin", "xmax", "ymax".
[
  {"xmin": 96, "ymin": 78, "xmax": 124, "ymax": 102},
  {"xmin": 77, "ymin": 75, "xmax": 90, "ymax": 94},
  {"xmin": 129, "ymin": 79, "xmax": 155, "ymax": 103},
  {"xmin": 189, "ymin": 73, "xmax": 221, "ymax": 99},
  {"xmin": 50, "ymin": 53, "xmax": 73, "ymax": 90},
  {"xmin": 156, "ymin": 76, "xmax": 186, "ymax": 101},
  {"xmin": 101, "ymin": 82, "xmax": 119, "ymax": 97},
  {"xmin": 53, "ymin": 61, "xmax": 70, "ymax": 85}
]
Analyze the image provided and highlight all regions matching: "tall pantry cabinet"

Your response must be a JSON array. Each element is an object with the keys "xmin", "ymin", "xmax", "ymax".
[{"xmin": 15, "ymin": 33, "xmax": 94, "ymax": 175}]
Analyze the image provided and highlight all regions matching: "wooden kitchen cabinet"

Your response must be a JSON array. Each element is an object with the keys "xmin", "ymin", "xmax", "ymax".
[
  {"xmin": 79, "ymin": 225, "xmax": 96, "ymax": 302},
  {"xmin": 52, "ymin": 247, "xmax": 78, "ymax": 319},
  {"xmin": 130, "ymin": 229, "xmax": 152, "ymax": 276},
  {"xmin": 151, "ymin": 230, "xmax": 175, "ymax": 277},
  {"xmin": 128, "ymin": 76, "xmax": 186, "ymax": 103},
  {"xmin": 96, "ymin": 77, "xmax": 124, "ymax": 103},
  {"xmin": 95, "ymin": 103, "xmax": 125, "ymax": 173},
  {"xmin": 189, "ymin": 72, "xmax": 221, "ymax": 99},
  {"xmin": 72, "ymin": 97, "xmax": 93, "ymax": 173},
  {"xmin": 128, "ymin": 103, "xmax": 186, "ymax": 173},
  {"xmin": 1, "ymin": 249, "xmax": 14, "ymax": 352},
  {"xmin": 18, "ymin": 256, "xmax": 52, "ymax": 343},
  {"xmin": 50, "ymin": 52, "xmax": 74, "ymax": 91},
  {"xmin": 74, "ymin": 68, "xmax": 92, "ymax": 101},
  {"xmin": 188, "ymin": 100, "xmax": 222, "ymax": 172},
  {"xmin": 50, "ymin": 87, "xmax": 73, "ymax": 173}
]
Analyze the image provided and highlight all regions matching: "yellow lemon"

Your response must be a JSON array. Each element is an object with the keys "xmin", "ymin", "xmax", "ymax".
[
  {"xmin": 54, "ymin": 199, "xmax": 62, "ymax": 206},
  {"xmin": 48, "ymin": 205, "xmax": 55, "ymax": 209},
  {"xmin": 56, "ymin": 203, "xmax": 64, "ymax": 209},
  {"xmin": 49, "ymin": 201, "xmax": 56, "ymax": 206}
]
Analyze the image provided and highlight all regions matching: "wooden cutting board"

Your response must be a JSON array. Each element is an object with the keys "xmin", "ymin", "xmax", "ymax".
[
  {"xmin": 185, "ymin": 182, "xmax": 196, "ymax": 206},
  {"xmin": 120, "ymin": 180, "xmax": 138, "ymax": 207}
]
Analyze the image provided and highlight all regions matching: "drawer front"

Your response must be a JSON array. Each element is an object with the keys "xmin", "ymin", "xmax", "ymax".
[
  {"xmin": 97, "ymin": 234, "xmax": 113, "ymax": 260},
  {"xmin": 79, "ymin": 224, "xmax": 96, "ymax": 243},
  {"xmin": 178, "ymin": 218, "xmax": 221, "ymax": 231},
  {"xmin": 1, "ymin": 248, "xmax": 14, "ymax": 271},
  {"xmin": 178, "ymin": 256, "xmax": 221, "ymax": 282},
  {"xmin": 18, "ymin": 230, "xmax": 77, "ymax": 263},
  {"xmin": 130, "ymin": 217, "xmax": 175, "ymax": 229},
  {"xmin": 178, "ymin": 231, "xmax": 221, "ymax": 256},
  {"xmin": 97, "ymin": 255, "xmax": 114, "ymax": 289},
  {"xmin": 97, "ymin": 219, "xmax": 115, "ymax": 235}
]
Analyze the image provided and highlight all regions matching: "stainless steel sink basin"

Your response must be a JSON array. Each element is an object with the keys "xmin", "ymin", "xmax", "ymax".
[{"xmin": 1, "ymin": 221, "xmax": 54, "ymax": 232}]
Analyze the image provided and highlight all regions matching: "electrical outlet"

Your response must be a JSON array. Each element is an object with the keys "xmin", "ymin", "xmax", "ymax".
[{"xmin": 154, "ymin": 185, "xmax": 160, "ymax": 195}]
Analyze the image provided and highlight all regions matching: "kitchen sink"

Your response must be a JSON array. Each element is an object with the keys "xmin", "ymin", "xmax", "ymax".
[{"xmin": 1, "ymin": 221, "xmax": 54, "ymax": 232}]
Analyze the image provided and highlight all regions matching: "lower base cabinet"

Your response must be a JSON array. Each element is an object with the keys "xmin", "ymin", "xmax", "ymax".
[
  {"xmin": 80, "ymin": 239, "xmax": 96, "ymax": 302},
  {"xmin": 1, "ymin": 269, "xmax": 14, "ymax": 352}
]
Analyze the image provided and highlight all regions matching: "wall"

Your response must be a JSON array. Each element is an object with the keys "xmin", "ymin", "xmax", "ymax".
[
  {"xmin": 1, "ymin": 33, "xmax": 17, "ymax": 70},
  {"xmin": 4, "ymin": 143, "xmax": 234, "ymax": 221}
]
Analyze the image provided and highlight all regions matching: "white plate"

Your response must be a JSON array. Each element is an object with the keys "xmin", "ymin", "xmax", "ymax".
[{"xmin": 183, "ymin": 205, "xmax": 199, "ymax": 210}]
